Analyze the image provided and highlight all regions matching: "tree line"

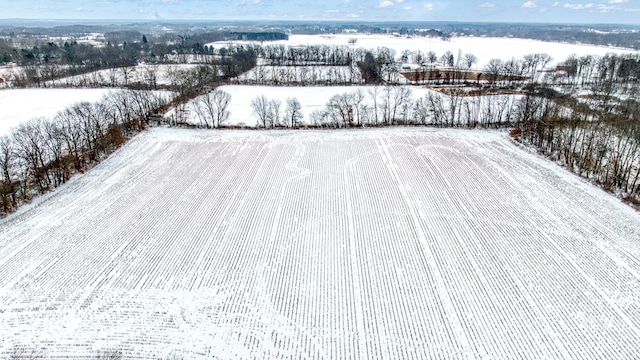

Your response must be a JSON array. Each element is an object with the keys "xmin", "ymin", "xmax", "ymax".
[
  {"xmin": 245, "ymin": 86, "xmax": 519, "ymax": 129},
  {"xmin": 512, "ymin": 87, "xmax": 640, "ymax": 206},
  {"xmin": 0, "ymin": 90, "xmax": 171, "ymax": 215}
]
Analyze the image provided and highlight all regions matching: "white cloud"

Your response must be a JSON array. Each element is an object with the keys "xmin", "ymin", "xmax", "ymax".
[
  {"xmin": 479, "ymin": 2, "xmax": 495, "ymax": 7},
  {"xmin": 522, "ymin": 1, "xmax": 538, "ymax": 8},
  {"xmin": 396, "ymin": 0, "xmax": 405, "ymax": 3},
  {"xmin": 378, "ymin": 1, "xmax": 394, "ymax": 8},
  {"xmin": 346, "ymin": 13, "xmax": 360, "ymax": 17},
  {"xmin": 562, "ymin": 1, "xmax": 621, "ymax": 12},
  {"xmin": 552, "ymin": 2, "xmax": 560, "ymax": 6},
  {"xmin": 404, "ymin": 6, "xmax": 412, "ymax": 10},
  {"xmin": 564, "ymin": 3, "xmax": 595, "ymax": 10},
  {"xmin": 241, "ymin": 0, "xmax": 263, "ymax": 5},
  {"xmin": 597, "ymin": 4, "xmax": 616, "ymax": 12},
  {"xmin": 424, "ymin": 3, "xmax": 434, "ymax": 10}
]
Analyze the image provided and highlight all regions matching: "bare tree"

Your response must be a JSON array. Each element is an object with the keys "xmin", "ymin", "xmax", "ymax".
[
  {"xmin": 211, "ymin": 90, "xmax": 231, "ymax": 128},
  {"xmin": 352, "ymin": 89, "xmax": 365, "ymax": 125},
  {"xmin": 251, "ymin": 95, "xmax": 271, "ymax": 128},
  {"xmin": 68, "ymin": 102, "xmax": 106, "ymax": 155},
  {"xmin": 412, "ymin": 50, "xmax": 424, "ymax": 65},
  {"xmin": 463, "ymin": 53, "xmax": 478, "ymax": 70},
  {"xmin": 42, "ymin": 120, "xmax": 68, "ymax": 186},
  {"xmin": 56, "ymin": 107, "xmax": 85, "ymax": 171},
  {"xmin": 484, "ymin": 58, "xmax": 504, "ymax": 86},
  {"xmin": 424, "ymin": 92, "xmax": 447, "ymax": 126},
  {"xmin": 367, "ymin": 86, "xmax": 381, "ymax": 124},
  {"xmin": 142, "ymin": 65, "xmax": 158, "ymax": 89},
  {"xmin": 426, "ymin": 51, "xmax": 438, "ymax": 64},
  {"xmin": 413, "ymin": 96, "xmax": 431, "ymax": 125},
  {"xmin": 0, "ymin": 136, "xmax": 17, "ymax": 210},
  {"xmin": 126, "ymin": 90, "xmax": 166, "ymax": 129},
  {"xmin": 13, "ymin": 119, "xmax": 51, "ymax": 193},
  {"xmin": 105, "ymin": 91, "xmax": 133, "ymax": 128},
  {"xmin": 503, "ymin": 57, "xmax": 524, "ymax": 87},
  {"xmin": 192, "ymin": 89, "xmax": 231, "ymax": 128},
  {"xmin": 327, "ymin": 93, "xmax": 355, "ymax": 127},
  {"xmin": 441, "ymin": 51, "xmax": 454, "ymax": 67},
  {"xmin": 120, "ymin": 65, "xmax": 133, "ymax": 86},
  {"xmin": 107, "ymin": 67, "xmax": 119, "ymax": 87},
  {"xmin": 523, "ymin": 53, "xmax": 552, "ymax": 83},
  {"xmin": 270, "ymin": 99, "xmax": 282, "ymax": 128},
  {"xmin": 391, "ymin": 86, "xmax": 413, "ymax": 124},
  {"xmin": 285, "ymin": 97, "xmax": 303, "ymax": 127}
]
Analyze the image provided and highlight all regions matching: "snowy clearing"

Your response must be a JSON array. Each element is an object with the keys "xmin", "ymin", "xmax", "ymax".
[
  {"xmin": 1, "ymin": 127, "xmax": 640, "ymax": 358},
  {"xmin": 175, "ymin": 85, "xmax": 431, "ymax": 127},
  {"xmin": 208, "ymin": 34, "xmax": 639, "ymax": 68},
  {"xmin": 0, "ymin": 88, "xmax": 114, "ymax": 136},
  {"xmin": 44, "ymin": 64, "xmax": 202, "ymax": 88}
]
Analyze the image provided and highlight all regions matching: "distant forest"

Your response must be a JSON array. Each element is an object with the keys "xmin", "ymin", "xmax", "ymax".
[{"xmin": 1, "ymin": 21, "xmax": 638, "ymax": 49}]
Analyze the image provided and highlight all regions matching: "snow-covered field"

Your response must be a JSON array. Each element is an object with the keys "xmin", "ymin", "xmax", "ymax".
[
  {"xmin": 0, "ymin": 88, "xmax": 114, "ymax": 136},
  {"xmin": 1, "ymin": 127, "xmax": 640, "ymax": 358},
  {"xmin": 209, "ymin": 34, "xmax": 638, "ymax": 68},
  {"xmin": 234, "ymin": 65, "xmax": 363, "ymax": 85},
  {"xmin": 46, "ymin": 64, "xmax": 202, "ymax": 88},
  {"xmin": 175, "ymin": 85, "xmax": 435, "ymax": 127}
]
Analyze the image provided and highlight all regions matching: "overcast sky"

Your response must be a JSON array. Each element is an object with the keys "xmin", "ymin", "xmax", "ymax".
[{"xmin": 1, "ymin": 0, "xmax": 639, "ymax": 24}]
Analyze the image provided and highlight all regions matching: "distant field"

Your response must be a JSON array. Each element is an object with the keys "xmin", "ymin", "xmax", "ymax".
[
  {"xmin": 46, "ymin": 64, "xmax": 202, "ymax": 88},
  {"xmin": 208, "ymin": 34, "xmax": 639, "ymax": 68},
  {"xmin": 0, "ymin": 88, "xmax": 113, "ymax": 136},
  {"xmin": 1, "ymin": 128, "xmax": 640, "ymax": 358}
]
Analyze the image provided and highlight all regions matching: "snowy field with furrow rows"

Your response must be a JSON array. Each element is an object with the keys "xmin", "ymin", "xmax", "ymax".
[{"xmin": 1, "ymin": 127, "xmax": 640, "ymax": 358}]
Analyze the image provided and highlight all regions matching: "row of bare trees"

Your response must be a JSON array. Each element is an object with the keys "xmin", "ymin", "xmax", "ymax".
[
  {"xmin": 232, "ymin": 64, "xmax": 363, "ymax": 86},
  {"xmin": 246, "ymin": 45, "xmax": 638, "ymax": 92},
  {"xmin": 259, "ymin": 44, "xmax": 357, "ymax": 66},
  {"xmin": 250, "ymin": 96, "xmax": 303, "ymax": 128},
  {"xmin": 0, "ymin": 90, "xmax": 171, "ymax": 215},
  {"xmin": 481, "ymin": 53, "xmax": 553, "ymax": 87},
  {"xmin": 514, "ymin": 92, "xmax": 640, "ymax": 204},
  {"xmin": 182, "ymin": 89, "xmax": 231, "ymax": 129},
  {"xmin": 559, "ymin": 53, "xmax": 640, "ymax": 87},
  {"xmin": 246, "ymin": 86, "xmax": 521, "ymax": 128}
]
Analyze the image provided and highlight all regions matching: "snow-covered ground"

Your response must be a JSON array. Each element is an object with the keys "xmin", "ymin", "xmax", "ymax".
[
  {"xmin": 45, "ymin": 64, "xmax": 203, "ymax": 88},
  {"xmin": 0, "ymin": 88, "xmax": 114, "ymax": 136},
  {"xmin": 172, "ymin": 85, "xmax": 432, "ymax": 127},
  {"xmin": 208, "ymin": 34, "xmax": 638, "ymax": 68},
  {"xmin": 233, "ymin": 65, "xmax": 363, "ymax": 85},
  {"xmin": 1, "ymin": 127, "xmax": 640, "ymax": 358}
]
